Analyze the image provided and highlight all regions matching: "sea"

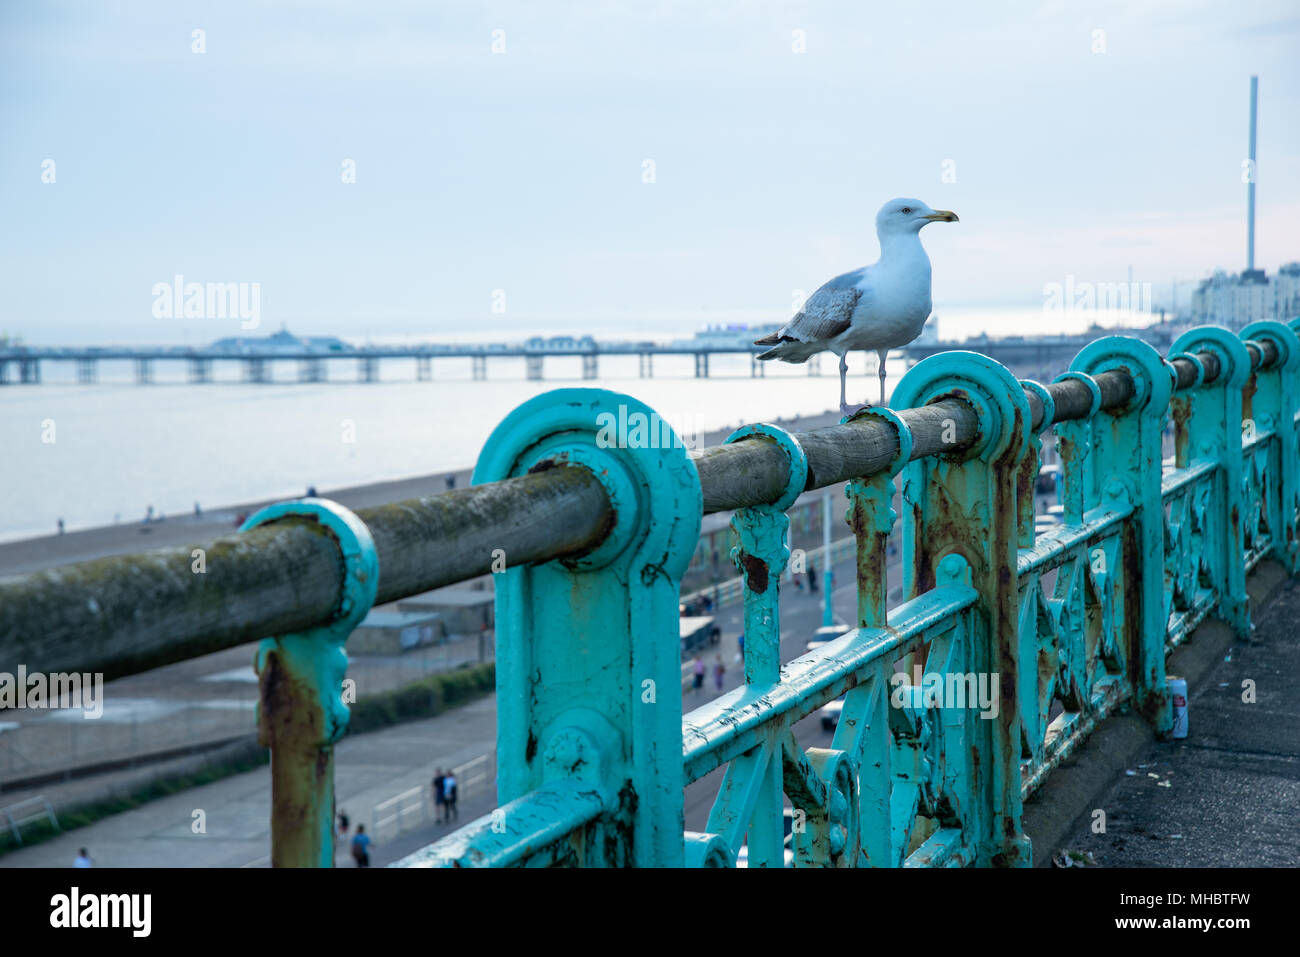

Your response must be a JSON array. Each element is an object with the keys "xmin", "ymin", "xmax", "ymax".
[{"xmin": 1, "ymin": 307, "xmax": 1153, "ymax": 543}]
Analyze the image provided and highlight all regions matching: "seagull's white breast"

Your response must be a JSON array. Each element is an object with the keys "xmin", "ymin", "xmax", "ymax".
[{"xmin": 833, "ymin": 241, "xmax": 934, "ymax": 353}]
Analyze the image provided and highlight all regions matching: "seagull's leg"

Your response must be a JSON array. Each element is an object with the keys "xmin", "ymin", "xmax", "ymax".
[
  {"xmin": 838, "ymin": 353, "xmax": 849, "ymax": 415},
  {"xmin": 877, "ymin": 349, "xmax": 889, "ymax": 407}
]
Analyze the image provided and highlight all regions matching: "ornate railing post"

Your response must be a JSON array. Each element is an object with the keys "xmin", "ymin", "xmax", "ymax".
[
  {"xmin": 842, "ymin": 408, "xmax": 912, "ymax": 867},
  {"xmin": 893, "ymin": 351, "xmax": 1032, "ymax": 867},
  {"xmin": 240, "ymin": 498, "xmax": 378, "ymax": 867},
  {"xmin": 467, "ymin": 389, "xmax": 699, "ymax": 867},
  {"xmin": 1052, "ymin": 371, "xmax": 1102, "ymax": 528},
  {"xmin": 846, "ymin": 408, "xmax": 913, "ymax": 628},
  {"xmin": 683, "ymin": 425, "xmax": 803, "ymax": 868},
  {"xmin": 1063, "ymin": 337, "xmax": 1174, "ymax": 730},
  {"xmin": 1240, "ymin": 321, "xmax": 1300, "ymax": 572},
  {"xmin": 726, "ymin": 424, "xmax": 806, "ymax": 687},
  {"xmin": 1171, "ymin": 326, "xmax": 1252, "ymax": 636},
  {"xmin": 1018, "ymin": 380, "xmax": 1055, "ymax": 549}
]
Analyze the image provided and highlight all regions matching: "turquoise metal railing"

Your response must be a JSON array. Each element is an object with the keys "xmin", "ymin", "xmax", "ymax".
[
  {"xmin": 2, "ymin": 321, "xmax": 1296, "ymax": 867},
  {"xmin": 392, "ymin": 322, "xmax": 1298, "ymax": 868}
]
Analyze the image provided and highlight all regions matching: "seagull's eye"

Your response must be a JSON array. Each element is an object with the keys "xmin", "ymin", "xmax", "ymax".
[{"xmin": 900, "ymin": 207, "xmax": 912, "ymax": 214}]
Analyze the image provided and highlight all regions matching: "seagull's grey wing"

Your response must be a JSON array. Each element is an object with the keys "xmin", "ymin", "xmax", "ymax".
[{"xmin": 778, "ymin": 271, "xmax": 866, "ymax": 343}]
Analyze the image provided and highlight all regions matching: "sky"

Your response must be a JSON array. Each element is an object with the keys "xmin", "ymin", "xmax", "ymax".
[{"xmin": 2, "ymin": 0, "xmax": 1298, "ymax": 346}]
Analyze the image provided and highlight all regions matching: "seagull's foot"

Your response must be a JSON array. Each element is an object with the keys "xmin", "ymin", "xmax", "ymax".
[{"xmin": 840, "ymin": 401, "xmax": 876, "ymax": 419}]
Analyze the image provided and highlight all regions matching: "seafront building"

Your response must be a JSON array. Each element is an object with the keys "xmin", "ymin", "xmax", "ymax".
[
  {"xmin": 210, "ymin": 326, "xmax": 349, "ymax": 355},
  {"xmin": 1190, "ymin": 263, "xmax": 1300, "ymax": 329}
]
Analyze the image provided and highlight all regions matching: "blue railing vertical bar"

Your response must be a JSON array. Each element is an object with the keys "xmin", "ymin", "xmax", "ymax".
[{"xmin": 239, "ymin": 498, "xmax": 378, "ymax": 867}]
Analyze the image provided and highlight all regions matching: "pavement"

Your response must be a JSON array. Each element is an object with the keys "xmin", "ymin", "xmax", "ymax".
[{"xmin": 1050, "ymin": 561, "xmax": 1300, "ymax": 867}]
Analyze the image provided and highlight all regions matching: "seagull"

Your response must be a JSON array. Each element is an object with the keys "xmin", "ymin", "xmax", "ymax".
[{"xmin": 754, "ymin": 198, "xmax": 958, "ymax": 413}]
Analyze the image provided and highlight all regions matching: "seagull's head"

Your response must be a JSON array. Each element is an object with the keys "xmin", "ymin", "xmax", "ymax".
[{"xmin": 877, "ymin": 198, "xmax": 959, "ymax": 236}]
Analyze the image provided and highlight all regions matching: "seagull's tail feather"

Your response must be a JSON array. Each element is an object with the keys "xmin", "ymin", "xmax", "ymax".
[{"xmin": 756, "ymin": 337, "xmax": 824, "ymax": 363}]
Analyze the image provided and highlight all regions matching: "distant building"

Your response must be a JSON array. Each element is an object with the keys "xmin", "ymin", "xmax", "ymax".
[
  {"xmin": 209, "ymin": 327, "xmax": 349, "ymax": 354},
  {"xmin": 672, "ymin": 322, "xmax": 781, "ymax": 349},
  {"xmin": 1190, "ymin": 263, "xmax": 1300, "ymax": 328},
  {"xmin": 523, "ymin": 335, "xmax": 596, "ymax": 351}
]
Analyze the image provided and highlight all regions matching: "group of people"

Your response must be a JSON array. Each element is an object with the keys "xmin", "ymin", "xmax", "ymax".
[
  {"xmin": 332, "ymin": 767, "xmax": 460, "ymax": 869},
  {"xmin": 690, "ymin": 653, "xmax": 727, "ymax": 693},
  {"xmin": 337, "ymin": 809, "xmax": 372, "ymax": 867},
  {"xmin": 432, "ymin": 768, "xmax": 459, "ymax": 823}
]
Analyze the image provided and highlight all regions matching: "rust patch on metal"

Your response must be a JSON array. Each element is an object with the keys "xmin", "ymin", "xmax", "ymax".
[
  {"xmin": 741, "ymin": 552, "xmax": 769, "ymax": 593},
  {"xmin": 1171, "ymin": 396, "xmax": 1192, "ymax": 466},
  {"xmin": 258, "ymin": 647, "xmax": 332, "ymax": 867},
  {"xmin": 526, "ymin": 457, "xmax": 563, "ymax": 474}
]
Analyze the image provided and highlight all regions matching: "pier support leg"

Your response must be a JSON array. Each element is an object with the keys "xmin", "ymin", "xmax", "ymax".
[
  {"xmin": 243, "ymin": 358, "xmax": 270, "ymax": 383},
  {"xmin": 299, "ymin": 358, "xmax": 325, "ymax": 383}
]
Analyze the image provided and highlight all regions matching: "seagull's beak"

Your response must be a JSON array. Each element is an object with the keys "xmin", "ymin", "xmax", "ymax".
[{"xmin": 924, "ymin": 210, "xmax": 959, "ymax": 223}]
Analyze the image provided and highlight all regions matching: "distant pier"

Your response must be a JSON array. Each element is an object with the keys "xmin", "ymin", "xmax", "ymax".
[
  {"xmin": 0, "ymin": 340, "xmax": 809, "ymax": 384},
  {"xmin": 0, "ymin": 326, "xmax": 1175, "ymax": 385}
]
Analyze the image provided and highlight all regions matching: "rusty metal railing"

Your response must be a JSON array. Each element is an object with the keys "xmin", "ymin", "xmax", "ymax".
[{"xmin": 1, "ymin": 321, "xmax": 1296, "ymax": 866}]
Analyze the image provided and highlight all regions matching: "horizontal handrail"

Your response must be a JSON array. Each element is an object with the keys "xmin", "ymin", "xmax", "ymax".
[{"xmin": 0, "ymin": 341, "xmax": 1275, "ymax": 686}]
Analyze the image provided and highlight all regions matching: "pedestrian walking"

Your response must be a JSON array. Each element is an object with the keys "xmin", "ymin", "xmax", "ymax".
[
  {"xmin": 74, "ymin": 848, "xmax": 92, "ymax": 868},
  {"xmin": 692, "ymin": 655, "xmax": 705, "ymax": 692},
  {"xmin": 443, "ymin": 770, "xmax": 459, "ymax": 822},
  {"xmin": 350, "ymin": 825, "xmax": 371, "ymax": 867},
  {"xmin": 713, "ymin": 656, "xmax": 726, "ymax": 692},
  {"xmin": 432, "ymin": 767, "xmax": 447, "ymax": 823},
  {"xmin": 807, "ymin": 558, "xmax": 818, "ymax": 594},
  {"xmin": 337, "ymin": 809, "xmax": 350, "ymax": 841}
]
